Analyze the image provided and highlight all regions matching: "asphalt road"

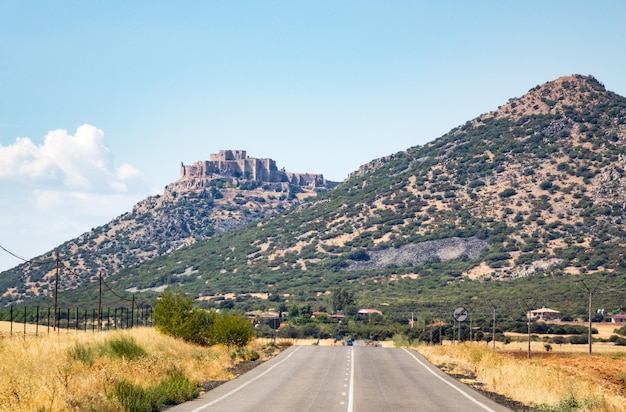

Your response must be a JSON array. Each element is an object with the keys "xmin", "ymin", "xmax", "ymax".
[{"xmin": 166, "ymin": 345, "xmax": 513, "ymax": 412}]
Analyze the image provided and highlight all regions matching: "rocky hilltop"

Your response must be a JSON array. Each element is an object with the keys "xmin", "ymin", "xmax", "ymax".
[
  {"xmin": 179, "ymin": 150, "xmax": 332, "ymax": 188},
  {"xmin": 0, "ymin": 151, "xmax": 336, "ymax": 305}
]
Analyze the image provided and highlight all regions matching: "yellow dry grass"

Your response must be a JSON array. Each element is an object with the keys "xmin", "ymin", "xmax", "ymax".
[
  {"xmin": 0, "ymin": 323, "xmax": 270, "ymax": 412},
  {"xmin": 415, "ymin": 341, "xmax": 626, "ymax": 411}
]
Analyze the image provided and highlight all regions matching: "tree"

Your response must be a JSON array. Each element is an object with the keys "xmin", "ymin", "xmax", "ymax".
[{"xmin": 331, "ymin": 288, "xmax": 355, "ymax": 313}]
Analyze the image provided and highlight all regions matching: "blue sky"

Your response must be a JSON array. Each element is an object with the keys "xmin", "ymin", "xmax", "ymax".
[{"xmin": 1, "ymin": 1, "xmax": 626, "ymax": 272}]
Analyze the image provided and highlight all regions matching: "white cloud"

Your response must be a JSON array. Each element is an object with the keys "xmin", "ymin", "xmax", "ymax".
[
  {"xmin": 0, "ymin": 124, "xmax": 144, "ymax": 192},
  {"xmin": 0, "ymin": 125, "xmax": 153, "ymax": 272}
]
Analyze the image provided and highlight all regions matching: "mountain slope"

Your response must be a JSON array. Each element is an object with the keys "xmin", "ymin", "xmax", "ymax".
[
  {"xmin": 9, "ymin": 75, "xmax": 626, "ymax": 318},
  {"xmin": 0, "ymin": 154, "xmax": 335, "ymax": 305}
]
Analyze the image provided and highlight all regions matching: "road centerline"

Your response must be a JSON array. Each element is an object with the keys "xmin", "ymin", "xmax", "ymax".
[{"xmin": 347, "ymin": 347, "xmax": 354, "ymax": 412}]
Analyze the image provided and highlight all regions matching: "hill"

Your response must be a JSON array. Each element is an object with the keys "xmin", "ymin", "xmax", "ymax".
[
  {"xmin": 6, "ymin": 75, "xmax": 626, "ymax": 321},
  {"xmin": 0, "ymin": 150, "xmax": 336, "ymax": 305}
]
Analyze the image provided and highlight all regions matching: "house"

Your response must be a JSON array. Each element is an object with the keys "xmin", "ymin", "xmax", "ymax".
[
  {"xmin": 358, "ymin": 309, "xmax": 383, "ymax": 316},
  {"xmin": 527, "ymin": 307, "xmax": 560, "ymax": 321},
  {"xmin": 611, "ymin": 314, "xmax": 626, "ymax": 323}
]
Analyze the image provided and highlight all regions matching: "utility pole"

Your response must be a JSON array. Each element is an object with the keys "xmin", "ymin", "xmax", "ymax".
[
  {"xmin": 53, "ymin": 251, "xmax": 59, "ymax": 331},
  {"xmin": 486, "ymin": 299, "xmax": 498, "ymax": 351},
  {"xmin": 131, "ymin": 294, "xmax": 136, "ymax": 328},
  {"xmin": 492, "ymin": 305, "xmax": 497, "ymax": 351},
  {"xmin": 98, "ymin": 270, "xmax": 103, "ymax": 332},
  {"xmin": 578, "ymin": 279, "xmax": 600, "ymax": 355},
  {"xmin": 519, "ymin": 298, "xmax": 538, "ymax": 359}
]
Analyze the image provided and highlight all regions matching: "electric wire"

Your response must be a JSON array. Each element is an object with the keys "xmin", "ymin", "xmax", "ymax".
[{"xmin": 0, "ymin": 243, "xmax": 51, "ymax": 265}]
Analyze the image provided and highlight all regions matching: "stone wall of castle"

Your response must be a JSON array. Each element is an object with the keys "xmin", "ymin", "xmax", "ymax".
[{"xmin": 180, "ymin": 150, "xmax": 332, "ymax": 188}]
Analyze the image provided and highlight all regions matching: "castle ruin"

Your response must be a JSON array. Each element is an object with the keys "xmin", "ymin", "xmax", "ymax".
[{"xmin": 180, "ymin": 150, "xmax": 331, "ymax": 188}]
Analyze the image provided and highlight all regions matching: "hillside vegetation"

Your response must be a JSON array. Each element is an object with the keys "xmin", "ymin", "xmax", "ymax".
[
  {"xmin": 1, "ymin": 162, "xmax": 333, "ymax": 306},
  {"xmin": 7, "ymin": 75, "xmax": 626, "ymax": 325}
]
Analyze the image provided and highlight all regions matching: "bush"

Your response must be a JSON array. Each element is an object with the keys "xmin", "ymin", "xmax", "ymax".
[
  {"xmin": 231, "ymin": 348, "xmax": 260, "ymax": 361},
  {"xmin": 615, "ymin": 337, "xmax": 626, "ymax": 346},
  {"xmin": 498, "ymin": 188, "xmax": 517, "ymax": 198},
  {"xmin": 157, "ymin": 366, "xmax": 201, "ymax": 405},
  {"xmin": 155, "ymin": 291, "xmax": 254, "ymax": 347},
  {"xmin": 211, "ymin": 312, "xmax": 255, "ymax": 347},
  {"xmin": 69, "ymin": 343, "xmax": 95, "ymax": 366},
  {"xmin": 107, "ymin": 367, "xmax": 199, "ymax": 411},
  {"xmin": 154, "ymin": 290, "xmax": 215, "ymax": 345},
  {"xmin": 108, "ymin": 380, "xmax": 165, "ymax": 412},
  {"xmin": 566, "ymin": 335, "xmax": 588, "ymax": 345},
  {"xmin": 551, "ymin": 336, "xmax": 565, "ymax": 345},
  {"xmin": 100, "ymin": 336, "xmax": 148, "ymax": 360}
]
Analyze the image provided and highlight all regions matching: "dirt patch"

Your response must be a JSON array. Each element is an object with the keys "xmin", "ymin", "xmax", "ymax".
[
  {"xmin": 497, "ymin": 350, "xmax": 626, "ymax": 402},
  {"xmin": 540, "ymin": 354, "xmax": 626, "ymax": 396}
]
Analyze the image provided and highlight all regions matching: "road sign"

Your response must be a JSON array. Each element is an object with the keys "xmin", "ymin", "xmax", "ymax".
[
  {"xmin": 268, "ymin": 317, "xmax": 281, "ymax": 330},
  {"xmin": 453, "ymin": 307, "xmax": 468, "ymax": 322}
]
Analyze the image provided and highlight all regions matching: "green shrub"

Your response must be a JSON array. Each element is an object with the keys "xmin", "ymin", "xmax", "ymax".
[
  {"xmin": 68, "ymin": 342, "xmax": 95, "ymax": 366},
  {"xmin": 154, "ymin": 290, "xmax": 216, "ymax": 345},
  {"xmin": 107, "ymin": 368, "xmax": 199, "ymax": 411},
  {"xmin": 230, "ymin": 348, "xmax": 260, "ymax": 361},
  {"xmin": 108, "ymin": 379, "xmax": 165, "ymax": 412},
  {"xmin": 498, "ymin": 188, "xmax": 517, "ymax": 198},
  {"xmin": 100, "ymin": 336, "xmax": 148, "ymax": 360},
  {"xmin": 157, "ymin": 366, "xmax": 201, "ymax": 405},
  {"xmin": 211, "ymin": 312, "xmax": 255, "ymax": 347}
]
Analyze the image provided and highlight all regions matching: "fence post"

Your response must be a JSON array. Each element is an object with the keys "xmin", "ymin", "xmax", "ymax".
[
  {"xmin": 131, "ymin": 294, "xmax": 135, "ymax": 328},
  {"xmin": 10, "ymin": 306, "xmax": 13, "ymax": 336},
  {"xmin": 36, "ymin": 306, "xmax": 39, "ymax": 337},
  {"xmin": 23, "ymin": 306, "xmax": 26, "ymax": 338}
]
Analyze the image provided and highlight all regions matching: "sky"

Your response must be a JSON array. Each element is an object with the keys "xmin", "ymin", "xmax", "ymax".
[{"xmin": 1, "ymin": 1, "xmax": 626, "ymax": 272}]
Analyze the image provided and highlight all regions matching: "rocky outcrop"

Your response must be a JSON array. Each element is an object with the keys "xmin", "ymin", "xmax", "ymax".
[{"xmin": 345, "ymin": 237, "xmax": 489, "ymax": 271}]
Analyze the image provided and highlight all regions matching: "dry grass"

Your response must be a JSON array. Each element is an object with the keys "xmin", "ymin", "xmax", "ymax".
[
  {"xmin": 0, "ymin": 323, "xmax": 274, "ymax": 412},
  {"xmin": 415, "ymin": 341, "xmax": 626, "ymax": 411}
]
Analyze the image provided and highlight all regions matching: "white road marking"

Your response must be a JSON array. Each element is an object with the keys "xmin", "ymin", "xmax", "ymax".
[
  {"xmin": 187, "ymin": 346, "xmax": 303, "ymax": 412},
  {"xmin": 402, "ymin": 348, "xmax": 498, "ymax": 412},
  {"xmin": 347, "ymin": 347, "xmax": 354, "ymax": 412}
]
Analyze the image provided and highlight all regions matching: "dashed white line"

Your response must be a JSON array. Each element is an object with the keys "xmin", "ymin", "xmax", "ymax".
[{"xmin": 347, "ymin": 347, "xmax": 354, "ymax": 412}]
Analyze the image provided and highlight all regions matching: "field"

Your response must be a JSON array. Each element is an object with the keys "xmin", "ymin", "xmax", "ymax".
[
  {"xmin": 0, "ymin": 321, "xmax": 280, "ymax": 412},
  {"xmin": 416, "ymin": 322, "xmax": 626, "ymax": 411},
  {"xmin": 2, "ymin": 321, "xmax": 626, "ymax": 411}
]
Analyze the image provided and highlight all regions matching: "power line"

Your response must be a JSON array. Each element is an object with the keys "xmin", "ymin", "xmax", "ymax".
[
  {"xmin": 102, "ymin": 277, "xmax": 134, "ymax": 302},
  {"xmin": 0, "ymin": 244, "xmax": 34, "ymax": 263},
  {"xmin": 0, "ymin": 244, "xmax": 51, "ymax": 266}
]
